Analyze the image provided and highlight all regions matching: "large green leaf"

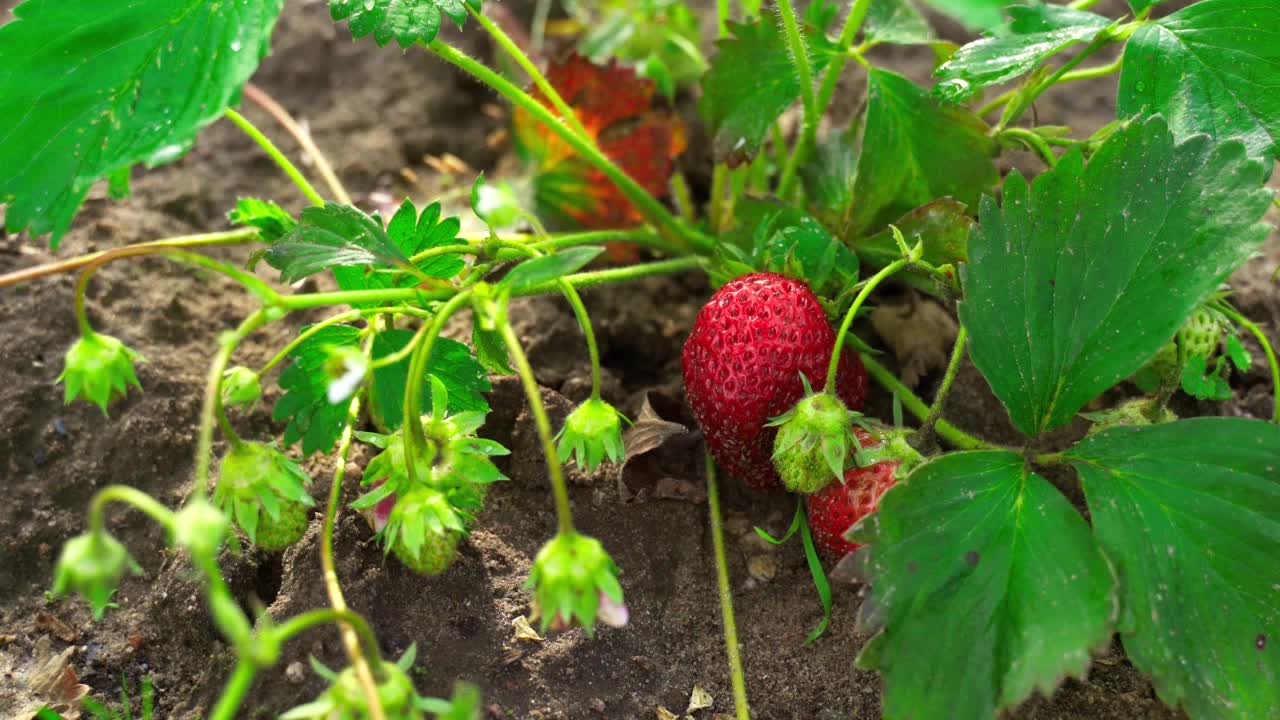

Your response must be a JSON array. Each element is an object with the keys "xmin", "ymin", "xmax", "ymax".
[
  {"xmin": 1066, "ymin": 419, "xmax": 1280, "ymax": 720},
  {"xmin": 329, "ymin": 0, "xmax": 479, "ymax": 47},
  {"xmin": 369, "ymin": 330, "xmax": 490, "ymax": 431},
  {"xmin": 854, "ymin": 451, "xmax": 1115, "ymax": 720},
  {"xmin": 1118, "ymin": 0, "xmax": 1280, "ymax": 160},
  {"xmin": 935, "ymin": 4, "xmax": 1110, "ymax": 100},
  {"xmin": 850, "ymin": 68, "xmax": 998, "ymax": 235},
  {"xmin": 273, "ymin": 324, "xmax": 363, "ymax": 455},
  {"xmin": 959, "ymin": 116, "xmax": 1272, "ymax": 437},
  {"xmin": 0, "ymin": 0, "xmax": 284, "ymax": 246},
  {"xmin": 699, "ymin": 15, "xmax": 836, "ymax": 166}
]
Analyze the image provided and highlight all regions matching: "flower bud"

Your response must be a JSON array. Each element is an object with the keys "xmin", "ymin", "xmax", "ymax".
[
  {"xmin": 58, "ymin": 332, "xmax": 145, "ymax": 415},
  {"xmin": 51, "ymin": 531, "xmax": 139, "ymax": 619}
]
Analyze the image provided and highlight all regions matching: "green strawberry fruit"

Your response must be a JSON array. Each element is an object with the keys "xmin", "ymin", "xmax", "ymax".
[
  {"xmin": 770, "ymin": 381, "xmax": 861, "ymax": 494},
  {"xmin": 1178, "ymin": 307, "xmax": 1225, "ymax": 361},
  {"xmin": 214, "ymin": 441, "xmax": 315, "ymax": 551},
  {"xmin": 383, "ymin": 486, "xmax": 465, "ymax": 576},
  {"xmin": 58, "ymin": 331, "xmax": 145, "ymax": 415}
]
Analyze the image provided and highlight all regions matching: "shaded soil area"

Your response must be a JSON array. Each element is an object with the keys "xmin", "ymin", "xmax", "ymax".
[{"xmin": 1, "ymin": 2, "xmax": 1276, "ymax": 719}]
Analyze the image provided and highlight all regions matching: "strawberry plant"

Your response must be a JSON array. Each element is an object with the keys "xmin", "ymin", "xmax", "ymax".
[{"xmin": 2, "ymin": 0, "xmax": 1279, "ymax": 717}]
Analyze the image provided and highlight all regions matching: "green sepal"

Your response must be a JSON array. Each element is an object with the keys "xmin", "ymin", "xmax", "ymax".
[
  {"xmin": 221, "ymin": 365, "xmax": 263, "ymax": 409},
  {"xmin": 281, "ymin": 647, "xmax": 423, "ymax": 719},
  {"xmin": 769, "ymin": 377, "xmax": 869, "ymax": 494},
  {"xmin": 50, "ymin": 531, "xmax": 141, "ymax": 620},
  {"xmin": 381, "ymin": 485, "xmax": 466, "ymax": 576},
  {"xmin": 525, "ymin": 532, "xmax": 626, "ymax": 637},
  {"xmin": 213, "ymin": 441, "xmax": 315, "ymax": 551},
  {"xmin": 58, "ymin": 332, "xmax": 146, "ymax": 415},
  {"xmin": 556, "ymin": 397, "xmax": 628, "ymax": 472}
]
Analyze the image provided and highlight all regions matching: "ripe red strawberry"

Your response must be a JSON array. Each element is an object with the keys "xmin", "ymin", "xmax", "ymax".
[
  {"xmin": 806, "ymin": 431, "xmax": 898, "ymax": 558},
  {"xmin": 682, "ymin": 272, "xmax": 868, "ymax": 491}
]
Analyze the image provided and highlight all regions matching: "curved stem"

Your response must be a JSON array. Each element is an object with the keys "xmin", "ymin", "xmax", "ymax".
[
  {"xmin": 859, "ymin": 352, "xmax": 992, "ymax": 451},
  {"xmin": 402, "ymin": 292, "xmax": 474, "ymax": 482},
  {"xmin": 826, "ymin": 257, "xmax": 911, "ymax": 392},
  {"xmin": 1059, "ymin": 55, "xmax": 1123, "ymax": 83},
  {"xmin": 208, "ymin": 659, "xmax": 257, "ymax": 720},
  {"xmin": 224, "ymin": 108, "xmax": 326, "ymax": 207},
  {"xmin": 321, "ymin": 391, "xmax": 386, "ymax": 720},
  {"xmin": 88, "ymin": 485, "xmax": 176, "ymax": 536},
  {"xmin": 469, "ymin": 7, "xmax": 591, "ymax": 141},
  {"xmin": 1217, "ymin": 305, "xmax": 1280, "ymax": 423},
  {"xmin": 242, "ymin": 83, "xmax": 352, "ymax": 206},
  {"xmin": 272, "ymin": 608, "xmax": 383, "ymax": 673},
  {"xmin": 258, "ymin": 309, "xmax": 364, "ymax": 375},
  {"xmin": 998, "ymin": 127, "xmax": 1059, "ymax": 167},
  {"xmin": 498, "ymin": 316, "xmax": 575, "ymax": 535},
  {"xmin": 198, "ymin": 310, "xmax": 271, "ymax": 497},
  {"xmin": 0, "ymin": 229, "xmax": 259, "ymax": 289},
  {"xmin": 705, "ymin": 452, "xmax": 750, "ymax": 720},
  {"xmin": 774, "ymin": 0, "xmax": 818, "ymax": 200},
  {"xmin": 922, "ymin": 326, "xmax": 968, "ymax": 431},
  {"xmin": 423, "ymin": 40, "xmax": 711, "ymax": 255}
]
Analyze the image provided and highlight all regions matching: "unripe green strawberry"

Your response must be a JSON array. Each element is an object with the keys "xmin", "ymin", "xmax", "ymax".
[
  {"xmin": 1178, "ymin": 306, "xmax": 1224, "ymax": 360},
  {"xmin": 214, "ymin": 441, "xmax": 315, "ymax": 551},
  {"xmin": 557, "ymin": 397, "xmax": 627, "ymax": 472},
  {"xmin": 383, "ymin": 486, "xmax": 465, "ymax": 576},
  {"xmin": 281, "ymin": 647, "xmax": 427, "ymax": 720},
  {"xmin": 1084, "ymin": 397, "xmax": 1178, "ymax": 436},
  {"xmin": 769, "ymin": 381, "xmax": 861, "ymax": 494}
]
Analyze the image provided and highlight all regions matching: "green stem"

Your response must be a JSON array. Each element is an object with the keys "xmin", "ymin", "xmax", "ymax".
[
  {"xmin": 469, "ymin": 7, "xmax": 591, "ymax": 141},
  {"xmin": 224, "ymin": 108, "xmax": 325, "ymax": 207},
  {"xmin": 826, "ymin": 257, "xmax": 911, "ymax": 392},
  {"xmin": 208, "ymin": 659, "xmax": 257, "ymax": 720},
  {"xmin": 88, "ymin": 485, "xmax": 176, "ymax": 536},
  {"xmin": 197, "ymin": 310, "xmax": 270, "ymax": 497},
  {"xmin": 0, "ymin": 229, "xmax": 260, "ymax": 289},
  {"xmin": 705, "ymin": 452, "xmax": 750, "ymax": 720},
  {"xmin": 272, "ymin": 609, "xmax": 383, "ymax": 670},
  {"xmin": 860, "ymin": 353, "xmax": 991, "ymax": 451},
  {"xmin": 242, "ymin": 83, "xmax": 353, "ymax": 206},
  {"xmin": 402, "ymin": 293, "xmax": 473, "ymax": 483},
  {"xmin": 774, "ymin": 0, "xmax": 818, "ymax": 200},
  {"xmin": 530, "ymin": 256, "xmax": 706, "ymax": 294},
  {"xmin": 709, "ymin": 164, "xmax": 730, "ymax": 233},
  {"xmin": 1218, "ymin": 305, "xmax": 1280, "ymax": 424},
  {"xmin": 498, "ymin": 316, "xmax": 575, "ymax": 535},
  {"xmin": 784, "ymin": 0, "xmax": 871, "ymax": 194},
  {"xmin": 322, "ymin": 388, "xmax": 387, "ymax": 720},
  {"xmin": 922, "ymin": 326, "xmax": 967, "ymax": 430},
  {"xmin": 998, "ymin": 38, "xmax": 1107, "ymax": 131},
  {"xmin": 716, "ymin": 0, "xmax": 731, "ymax": 37},
  {"xmin": 423, "ymin": 40, "xmax": 712, "ymax": 255},
  {"xmin": 1059, "ymin": 55, "xmax": 1123, "ymax": 83},
  {"xmin": 998, "ymin": 127, "xmax": 1059, "ymax": 167}
]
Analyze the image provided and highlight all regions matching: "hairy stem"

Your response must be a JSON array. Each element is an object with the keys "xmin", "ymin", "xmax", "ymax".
[
  {"xmin": 242, "ymin": 83, "xmax": 352, "ymax": 206},
  {"xmin": 88, "ymin": 485, "xmax": 176, "ymax": 536},
  {"xmin": 224, "ymin": 108, "xmax": 325, "ymax": 207},
  {"xmin": 272, "ymin": 609, "xmax": 383, "ymax": 673},
  {"xmin": 922, "ymin": 326, "xmax": 968, "ymax": 431},
  {"xmin": 424, "ymin": 40, "xmax": 712, "ymax": 255},
  {"xmin": 826, "ymin": 257, "xmax": 911, "ymax": 392},
  {"xmin": 0, "ymin": 229, "xmax": 260, "ymax": 288},
  {"xmin": 774, "ymin": 0, "xmax": 818, "ymax": 199},
  {"xmin": 322, "ymin": 388, "xmax": 387, "ymax": 720},
  {"xmin": 402, "ymin": 292, "xmax": 473, "ymax": 483},
  {"xmin": 498, "ymin": 316, "xmax": 575, "ymax": 535},
  {"xmin": 705, "ymin": 452, "xmax": 750, "ymax": 720},
  {"xmin": 197, "ymin": 310, "xmax": 271, "ymax": 497}
]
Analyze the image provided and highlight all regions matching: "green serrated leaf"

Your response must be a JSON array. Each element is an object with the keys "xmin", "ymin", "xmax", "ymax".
[
  {"xmin": 273, "ymin": 324, "xmax": 363, "ymax": 455},
  {"xmin": 1066, "ymin": 419, "xmax": 1280, "ymax": 720},
  {"xmin": 799, "ymin": 122, "xmax": 860, "ymax": 216},
  {"xmin": 960, "ymin": 116, "xmax": 1272, "ymax": 437},
  {"xmin": 368, "ymin": 330, "xmax": 490, "ymax": 430},
  {"xmin": 864, "ymin": 0, "xmax": 935, "ymax": 46},
  {"xmin": 502, "ymin": 247, "xmax": 603, "ymax": 292},
  {"xmin": 263, "ymin": 203, "xmax": 412, "ymax": 284},
  {"xmin": 719, "ymin": 197, "xmax": 859, "ymax": 303},
  {"xmin": 1118, "ymin": 0, "xmax": 1280, "ymax": 160},
  {"xmin": 1179, "ymin": 355, "xmax": 1231, "ymax": 400},
  {"xmin": 851, "ymin": 68, "xmax": 998, "ymax": 235},
  {"xmin": 855, "ymin": 199, "xmax": 972, "ymax": 272},
  {"xmin": 854, "ymin": 451, "xmax": 1115, "ymax": 720},
  {"xmin": 329, "ymin": 0, "xmax": 478, "ymax": 47},
  {"xmin": 934, "ymin": 4, "xmax": 1110, "ymax": 100},
  {"xmin": 0, "ymin": 0, "xmax": 284, "ymax": 246},
  {"xmin": 333, "ymin": 199, "xmax": 464, "ymax": 305},
  {"xmin": 229, "ymin": 198, "xmax": 297, "ymax": 243},
  {"xmin": 699, "ymin": 14, "xmax": 836, "ymax": 166}
]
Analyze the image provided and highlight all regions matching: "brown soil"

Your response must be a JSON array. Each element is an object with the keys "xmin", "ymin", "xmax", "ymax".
[{"xmin": 1, "ymin": 2, "xmax": 1276, "ymax": 719}]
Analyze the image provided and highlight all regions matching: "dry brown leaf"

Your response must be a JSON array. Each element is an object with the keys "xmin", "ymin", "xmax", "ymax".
[
  {"xmin": 870, "ymin": 295, "xmax": 959, "ymax": 389},
  {"xmin": 686, "ymin": 684, "xmax": 714, "ymax": 713}
]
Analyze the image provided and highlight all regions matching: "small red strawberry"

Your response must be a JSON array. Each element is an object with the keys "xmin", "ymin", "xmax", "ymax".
[
  {"xmin": 682, "ymin": 272, "xmax": 868, "ymax": 491},
  {"xmin": 805, "ymin": 429, "xmax": 914, "ymax": 559}
]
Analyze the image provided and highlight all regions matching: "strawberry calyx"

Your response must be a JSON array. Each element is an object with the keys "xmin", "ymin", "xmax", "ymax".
[
  {"xmin": 58, "ymin": 331, "xmax": 146, "ymax": 415},
  {"xmin": 380, "ymin": 485, "xmax": 469, "ymax": 576},
  {"xmin": 170, "ymin": 497, "xmax": 232, "ymax": 561},
  {"xmin": 281, "ymin": 646, "xmax": 427, "ymax": 720},
  {"xmin": 556, "ymin": 397, "xmax": 627, "ymax": 472},
  {"xmin": 213, "ymin": 440, "xmax": 316, "ymax": 551},
  {"xmin": 50, "ymin": 530, "xmax": 141, "ymax": 620},
  {"xmin": 525, "ymin": 531, "xmax": 626, "ymax": 637},
  {"xmin": 769, "ymin": 376, "xmax": 869, "ymax": 494}
]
